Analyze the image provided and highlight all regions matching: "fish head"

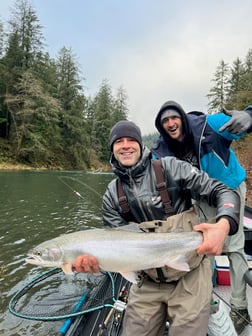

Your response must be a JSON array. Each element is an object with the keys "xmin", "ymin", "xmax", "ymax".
[{"xmin": 25, "ymin": 244, "xmax": 63, "ymax": 268}]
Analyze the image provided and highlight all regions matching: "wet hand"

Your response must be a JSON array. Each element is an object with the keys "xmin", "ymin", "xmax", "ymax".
[
  {"xmin": 193, "ymin": 218, "xmax": 229, "ymax": 255},
  {"xmin": 72, "ymin": 254, "xmax": 100, "ymax": 273}
]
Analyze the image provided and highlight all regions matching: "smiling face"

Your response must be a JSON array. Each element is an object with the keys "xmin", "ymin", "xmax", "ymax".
[
  {"xmin": 162, "ymin": 116, "xmax": 184, "ymax": 142},
  {"xmin": 113, "ymin": 137, "xmax": 141, "ymax": 167}
]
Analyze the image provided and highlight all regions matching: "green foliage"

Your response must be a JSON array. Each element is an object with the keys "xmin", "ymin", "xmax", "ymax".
[
  {"xmin": 0, "ymin": 0, "xmax": 251, "ymax": 170},
  {"xmin": 85, "ymin": 80, "xmax": 129, "ymax": 163},
  {"xmin": 0, "ymin": 0, "xmax": 130, "ymax": 169},
  {"xmin": 207, "ymin": 50, "xmax": 252, "ymax": 112},
  {"xmin": 4, "ymin": 70, "xmax": 62, "ymax": 163},
  {"xmin": 113, "ymin": 86, "xmax": 129, "ymax": 122},
  {"xmin": 207, "ymin": 60, "xmax": 230, "ymax": 113},
  {"xmin": 54, "ymin": 46, "xmax": 89, "ymax": 168}
]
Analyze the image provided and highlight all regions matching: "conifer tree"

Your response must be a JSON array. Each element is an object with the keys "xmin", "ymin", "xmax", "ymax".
[
  {"xmin": 207, "ymin": 60, "xmax": 230, "ymax": 113},
  {"xmin": 92, "ymin": 79, "xmax": 115, "ymax": 162},
  {"xmin": 113, "ymin": 86, "xmax": 129, "ymax": 123},
  {"xmin": 5, "ymin": 70, "xmax": 61, "ymax": 163},
  {"xmin": 55, "ymin": 46, "xmax": 88, "ymax": 168},
  {"xmin": 226, "ymin": 57, "xmax": 245, "ymax": 109}
]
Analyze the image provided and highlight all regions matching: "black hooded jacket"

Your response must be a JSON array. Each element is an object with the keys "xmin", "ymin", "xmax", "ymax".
[
  {"xmin": 152, "ymin": 100, "xmax": 252, "ymax": 190},
  {"xmin": 102, "ymin": 147, "xmax": 240, "ymax": 235},
  {"xmin": 153, "ymin": 100, "xmax": 199, "ymax": 163}
]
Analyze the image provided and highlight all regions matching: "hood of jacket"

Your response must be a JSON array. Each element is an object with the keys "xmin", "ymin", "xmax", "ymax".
[{"xmin": 154, "ymin": 100, "xmax": 196, "ymax": 159}]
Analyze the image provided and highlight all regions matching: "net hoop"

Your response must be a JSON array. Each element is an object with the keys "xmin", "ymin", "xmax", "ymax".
[{"xmin": 8, "ymin": 268, "xmax": 116, "ymax": 321}]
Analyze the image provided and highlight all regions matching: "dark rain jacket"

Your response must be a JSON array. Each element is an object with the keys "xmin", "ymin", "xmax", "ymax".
[
  {"xmin": 152, "ymin": 101, "xmax": 252, "ymax": 189},
  {"xmin": 102, "ymin": 147, "xmax": 240, "ymax": 235}
]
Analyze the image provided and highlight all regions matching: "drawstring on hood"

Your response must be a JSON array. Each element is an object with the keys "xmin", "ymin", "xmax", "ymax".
[{"xmin": 154, "ymin": 100, "xmax": 194, "ymax": 160}]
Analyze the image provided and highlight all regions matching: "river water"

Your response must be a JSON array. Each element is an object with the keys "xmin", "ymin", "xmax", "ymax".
[{"xmin": 0, "ymin": 170, "xmax": 114, "ymax": 336}]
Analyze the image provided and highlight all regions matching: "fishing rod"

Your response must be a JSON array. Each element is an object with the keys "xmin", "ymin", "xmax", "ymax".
[{"xmin": 58, "ymin": 176, "xmax": 103, "ymax": 199}]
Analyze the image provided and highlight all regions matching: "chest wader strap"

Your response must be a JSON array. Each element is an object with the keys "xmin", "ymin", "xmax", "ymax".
[
  {"xmin": 116, "ymin": 160, "xmax": 175, "ymax": 283},
  {"xmin": 116, "ymin": 179, "xmax": 136, "ymax": 222},
  {"xmin": 152, "ymin": 160, "xmax": 175, "ymax": 282},
  {"xmin": 152, "ymin": 160, "xmax": 175, "ymax": 216}
]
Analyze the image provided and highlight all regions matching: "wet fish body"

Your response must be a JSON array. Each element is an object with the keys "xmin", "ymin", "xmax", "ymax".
[{"xmin": 26, "ymin": 226, "xmax": 203, "ymax": 283}]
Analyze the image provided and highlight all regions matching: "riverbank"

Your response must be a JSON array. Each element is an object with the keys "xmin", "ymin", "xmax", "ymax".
[
  {"xmin": 0, "ymin": 162, "xmax": 52, "ymax": 170},
  {"xmin": 0, "ymin": 161, "xmax": 111, "ymax": 172}
]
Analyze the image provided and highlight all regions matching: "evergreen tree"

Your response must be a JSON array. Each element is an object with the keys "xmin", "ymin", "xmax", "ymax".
[
  {"xmin": 207, "ymin": 52, "xmax": 252, "ymax": 163},
  {"xmin": 241, "ymin": 49, "xmax": 252, "ymax": 106},
  {"xmin": 0, "ymin": 19, "xmax": 9, "ymax": 137},
  {"xmin": 84, "ymin": 96, "xmax": 99, "ymax": 165},
  {"xmin": 32, "ymin": 51, "xmax": 58, "ymax": 98},
  {"xmin": 8, "ymin": 0, "xmax": 44, "ymax": 70},
  {"xmin": 226, "ymin": 57, "xmax": 245, "ymax": 109},
  {"xmin": 55, "ymin": 46, "xmax": 88, "ymax": 168},
  {"xmin": 207, "ymin": 60, "xmax": 230, "ymax": 113},
  {"xmin": 92, "ymin": 79, "xmax": 115, "ymax": 162},
  {"xmin": 4, "ymin": 70, "xmax": 61, "ymax": 164},
  {"xmin": 0, "ymin": 0, "xmax": 45, "ymax": 139},
  {"xmin": 207, "ymin": 50, "xmax": 252, "ymax": 112},
  {"xmin": 113, "ymin": 86, "xmax": 129, "ymax": 123},
  {"xmin": 0, "ymin": 19, "xmax": 4, "ymax": 57}
]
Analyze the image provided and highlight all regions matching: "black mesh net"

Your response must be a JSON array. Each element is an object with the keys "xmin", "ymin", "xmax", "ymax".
[{"xmin": 9, "ymin": 268, "xmax": 124, "ymax": 321}]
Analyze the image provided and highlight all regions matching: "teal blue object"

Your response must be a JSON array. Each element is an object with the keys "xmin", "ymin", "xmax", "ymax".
[
  {"xmin": 56, "ymin": 288, "xmax": 91, "ymax": 336},
  {"xmin": 212, "ymin": 260, "xmax": 217, "ymax": 287}
]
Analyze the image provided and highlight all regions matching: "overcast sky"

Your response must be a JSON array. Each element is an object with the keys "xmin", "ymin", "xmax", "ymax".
[{"xmin": 1, "ymin": 0, "xmax": 252, "ymax": 134}]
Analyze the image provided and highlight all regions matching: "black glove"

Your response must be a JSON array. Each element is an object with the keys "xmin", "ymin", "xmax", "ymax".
[{"xmin": 219, "ymin": 109, "xmax": 252, "ymax": 135}]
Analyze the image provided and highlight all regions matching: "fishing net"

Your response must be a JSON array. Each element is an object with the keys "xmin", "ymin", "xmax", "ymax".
[
  {"xmin": 8, "ymin": 268, "xmax": 128, "ymax": 321},
  {"xmin": 68, "ymin": 272, "xmax": 131, "ymax": 336}
]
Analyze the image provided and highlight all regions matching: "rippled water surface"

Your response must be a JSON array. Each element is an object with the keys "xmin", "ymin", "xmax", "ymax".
[{"xmin": 0, "ymin": 170, "xmax": 113, "ymax": 335}]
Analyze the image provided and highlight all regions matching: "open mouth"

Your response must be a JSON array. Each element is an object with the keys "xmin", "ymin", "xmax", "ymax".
[
  {"xmin": 25, "ymin": 254, "xmax": 43, "ymax": 265},
  {"xmin": 168, "ymin": 127, "xmax": 178, "ymax": 135}
]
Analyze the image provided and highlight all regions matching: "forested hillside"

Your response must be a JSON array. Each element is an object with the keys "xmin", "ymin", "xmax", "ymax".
[
  {"xmin": 0, "ymin": 0, "xmax": 129, "ymax": 170},
  {"xmin": 0, "ymin": 0, "xmax": 251, "ymax": 172}
]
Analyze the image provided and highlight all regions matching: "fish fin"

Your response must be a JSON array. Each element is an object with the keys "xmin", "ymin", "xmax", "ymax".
[
  {"xmin": 61, "ymin": 262, "xmax": 74, "ymax": 275},
  {"xmin": 119, "ymin": 271, "xmax": 138, "ymax": 284},
  {"xmin": 166, "ymin": 255, "xmax": 190, "ymax": 272}
]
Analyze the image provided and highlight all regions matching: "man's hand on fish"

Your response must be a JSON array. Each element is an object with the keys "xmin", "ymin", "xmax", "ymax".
[
  {"xmin": 193, "ymin": 218, "xmax": 230, "ymax": 255},
  {"xmin": 72, "ymin": 254, "xmax": 100, "ymax": 273}
]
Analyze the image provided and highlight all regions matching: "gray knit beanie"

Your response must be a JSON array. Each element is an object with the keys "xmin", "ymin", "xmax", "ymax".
[{"xmin": 109, "ymin": 120, "xmax": 142, "ymax": 151}]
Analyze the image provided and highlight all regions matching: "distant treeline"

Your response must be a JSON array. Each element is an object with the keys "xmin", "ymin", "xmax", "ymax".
[{"xmin": 0, "ymin": 0, "xmax": 251, "ymax": 169}]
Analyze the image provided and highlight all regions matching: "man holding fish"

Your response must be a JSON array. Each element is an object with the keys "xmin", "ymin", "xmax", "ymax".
[{"xmin": 73, "ymin": 120, "xmax": 241, "ymax": 336}]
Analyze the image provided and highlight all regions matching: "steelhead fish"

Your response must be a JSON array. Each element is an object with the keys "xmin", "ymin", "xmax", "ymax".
[{"xmin": 26, "ymin": 225, "xmax": 203, "ymax": 283}]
